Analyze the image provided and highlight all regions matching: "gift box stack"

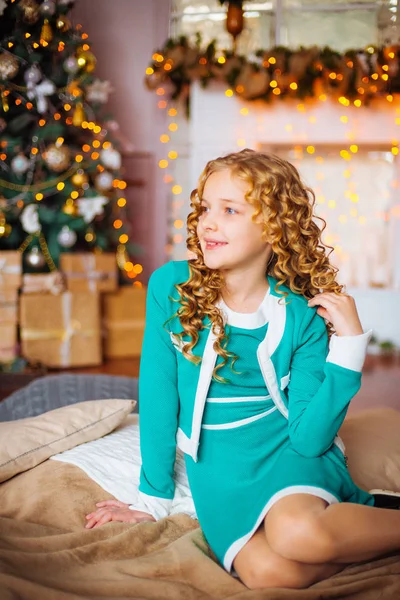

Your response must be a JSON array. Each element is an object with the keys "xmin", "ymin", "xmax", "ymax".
[
  {"xmin": 0, "ymin": 251, "xmax": 22, "ymax": 362},
  {"xmin": 9, "ymin": 251, "xmax": 147, "ymax": 368}
]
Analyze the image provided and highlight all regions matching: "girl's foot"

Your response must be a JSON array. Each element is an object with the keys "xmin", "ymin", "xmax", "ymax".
[{"xmin": 369, "ymin": 489, "xmax": 400, "ymax": 509}]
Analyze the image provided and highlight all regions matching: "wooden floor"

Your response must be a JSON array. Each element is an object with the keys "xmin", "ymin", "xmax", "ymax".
[{"xmin": 1, "ymin": 355, "xmax": 399, "ymax": 413}]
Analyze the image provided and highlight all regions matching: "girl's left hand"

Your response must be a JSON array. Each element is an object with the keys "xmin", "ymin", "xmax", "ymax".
[
  {"xmin": 85, "ymin": 500, "xmax": 156, "ymax": 529},
  {"xmin": 307, "ymin": 292, "xmax": 363, "ymax": 337}
]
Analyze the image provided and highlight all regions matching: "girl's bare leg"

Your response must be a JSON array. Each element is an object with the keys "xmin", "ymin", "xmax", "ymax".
[
  {"xmin": 264, "ymin": 494, "xmax": 400, "ymax": 565},
  {"xmin": 233, "ymin": 525, "xmax": 344, "ymax": 590}
]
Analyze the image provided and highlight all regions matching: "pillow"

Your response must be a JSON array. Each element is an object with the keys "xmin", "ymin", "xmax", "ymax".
[
  {"xmin": 0, "ymin": 399, "xmax": 136, "ymax": 483},
  {"xmin": 339, "ymin": 408, "xmax": 400, "ymax": 493},
  {"xmin": 51, "ymin": 414, "xmax": 197, "ymax": 519}
]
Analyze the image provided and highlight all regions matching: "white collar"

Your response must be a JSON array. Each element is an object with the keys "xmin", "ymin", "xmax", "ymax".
[{"xmin": 217, "ymin": 287, "xmax": 270, "ymax": 329}]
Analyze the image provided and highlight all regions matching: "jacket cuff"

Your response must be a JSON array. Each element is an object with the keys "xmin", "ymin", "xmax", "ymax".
[
  {"xmin": 327, "ymin": 329, "xmax": 373, "ymax": 372},
  {"xmin": 129, "ymin": 491, "xmax": 172, "ymax": 521}
]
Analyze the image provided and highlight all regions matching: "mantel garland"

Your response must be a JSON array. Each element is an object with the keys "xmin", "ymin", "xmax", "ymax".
[{"xmin": 144, "ymin": 36, "xmax": 400, "ymax": 116}]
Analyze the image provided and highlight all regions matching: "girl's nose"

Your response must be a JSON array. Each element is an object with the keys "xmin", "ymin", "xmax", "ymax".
[{"xmin": 202, "ymin": 211, "xmax": 218, "ymax": 231}]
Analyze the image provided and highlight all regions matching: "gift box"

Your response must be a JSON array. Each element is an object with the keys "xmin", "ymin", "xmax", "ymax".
[
  {"xmin": 60, "ymin": 253, "xmax": 117, "ymax": 293},
  {"xmin": 0, "ymin": 325, "xmax": 17, "ymax": 362},
  {"xmin": 22, "ymin": 271, "xmax": 66, "ymax": 295},
  {"xmin": 0, "ymin": 250, "xmax": 22, "ymax": 289},
  {"xmin": 0, "ymin": 288, "xmax": 18, "ymax": 362},
  {"xmin": 20, "ymin": 291, "xmax": 102, "ymax": 368},
  {"xmin": 0, "ymin": 288, "xmax": 18, "ymax": 323},
  {"xmin": 103, "ymin": 286, "xmax": 146, "ymax": 358}
]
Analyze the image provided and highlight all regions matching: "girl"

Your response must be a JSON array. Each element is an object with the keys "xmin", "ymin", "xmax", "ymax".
[{"xmin": 85, "ymin": 149, "xmax": 400, "ymax": 590}]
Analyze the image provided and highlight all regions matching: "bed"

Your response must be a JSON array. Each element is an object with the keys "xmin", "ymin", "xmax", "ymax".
[{"xmin": 1, "ymin": 374, "xmax": 400, "ymax": 600}]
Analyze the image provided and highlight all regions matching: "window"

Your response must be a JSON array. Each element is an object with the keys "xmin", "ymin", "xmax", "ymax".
[
  {"xmin": 170, "ymin": 1, "xmax": 399, "ymax": 53},
  {"xmin": 260, "ymin": 143, "xmax": 397, "ymax": 288}
]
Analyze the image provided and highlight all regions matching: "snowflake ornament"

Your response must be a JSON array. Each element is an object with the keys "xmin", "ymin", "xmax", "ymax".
[{"xmin": 86, "ymin": 79, "xmax": 114, "ymax": 104}]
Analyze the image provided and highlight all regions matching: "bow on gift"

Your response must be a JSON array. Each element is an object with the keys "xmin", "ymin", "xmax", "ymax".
[
  {"xmin": 27, "ymin": 79, "xmax": 56, "ymax": 114},
  {"xmin": 23, "ymin": 271, "xmax": 66, "ymax": 295}
]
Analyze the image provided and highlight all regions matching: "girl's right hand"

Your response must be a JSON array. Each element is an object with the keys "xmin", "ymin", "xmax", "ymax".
[{"xmin": 85, "ymin": 499, "xmax": 156, "ymax": 529}]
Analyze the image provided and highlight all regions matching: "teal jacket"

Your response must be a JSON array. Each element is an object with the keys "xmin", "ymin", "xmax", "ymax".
[{"xmin": 129, "ymin": 260, "xmax": 371, "ymax": 519}]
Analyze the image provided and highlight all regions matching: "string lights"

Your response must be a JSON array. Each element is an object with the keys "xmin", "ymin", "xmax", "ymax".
[
  {"xmin": 148, "ymin": 41, "xmax": 400, "ymax": 286},
  {"xmin": 147, "ymin": 54, "xmax": 185, "ymax": 259}
]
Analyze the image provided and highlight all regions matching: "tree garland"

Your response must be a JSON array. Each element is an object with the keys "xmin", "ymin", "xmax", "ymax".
[{"xmin": 145, "ymin": 36, "xmax": 400, "ymax": 116}]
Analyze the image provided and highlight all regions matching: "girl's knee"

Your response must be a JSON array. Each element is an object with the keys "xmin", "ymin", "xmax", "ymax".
[
  {"xmin": 234, "ymin": 530, "xmax": 325, "ymax": 590},
  {"xmin": 265, "ymin": 509, "xmax": 337, "ymax": 563},
  {"xmin": 240, "ymin": 558, "xmax": 321, "ymax": 590}
]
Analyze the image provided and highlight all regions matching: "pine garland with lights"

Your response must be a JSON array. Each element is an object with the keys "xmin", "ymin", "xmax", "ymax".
[
  {"xmin": 145, "ymin": 36, "xmax": 400, "ymax": 116},
  {"xmin": 0, "ymin": 0, "xmax": 140, "ymax": 280}
]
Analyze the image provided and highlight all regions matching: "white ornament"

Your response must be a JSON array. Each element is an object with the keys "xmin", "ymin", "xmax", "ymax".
[
  {"xmin": 0, "ymin": 0, "xmax": 7, "ymax": 16},
  {"xmin": 95, "ymin": 171, "xmax": 113, "ymax": 191},
  {"xmin": 21, "ymin": 204, "xmax": 41, "ymax": 233},
  {"xmin": 57, "ymin": 225, "xmax": 77, "ymax": 248},
  {"xmin": 26, "ymin": 246, "xmax": 46, "ymax": 268},
  {"xmin": 86, "ymin": 79, "xmax": 113, "ymax": 103},
  {"xmin": 27, "ymin": 78, "xmax": 56, "ymax": 114},
  {"xmin": 40, "ymin": 0, "xmax": 56, "ymax": 16},
  {"xmin": 24, "ymin": 64, "xmax": 41, "ymax": 86},
  {"xmin": 63, "ymin": 56, "xmax": 79, "ymax": 75},
  {"xmin": 100, "ymin": 147, "xmax": 121, "ymax": 170},
  {"xmin": 77, "ymin": 195, "xmax": 108, "ymax": 223},
  {"xmin": 11, "ymin": 153, "xmax": 30, "ymax": 175}
]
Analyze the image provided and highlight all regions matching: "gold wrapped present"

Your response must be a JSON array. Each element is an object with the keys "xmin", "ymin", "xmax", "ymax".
[
  {"xmin": 0, "ymin": 250, "xmax": 22, "ymax": 289},
  {"xmin": 60, "ymin": 253, "xmax": 117, "ymax": 293},
  {"xmin": 0, "ymin": 324, "xmax": 17, "ymax": 362},
  {"xmin": 20, "ymin": 291, "xmax": 102, "ymax": 368},
  {"xmin": 0, "ymin": 289, "xmax": 18, "ymax": 362},
  {"xmin": 103, "ymin": 286, "xmax": 146, "ymax": 358},
  {"xmin": 22, "ymin": 271, "xmax": 66, "ymax": 295},
  {"xmin": 0, "ymin": 288, "xmax": 18, "ymax": 324}
]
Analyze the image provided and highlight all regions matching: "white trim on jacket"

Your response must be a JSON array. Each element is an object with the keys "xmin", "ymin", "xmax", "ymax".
[{"xmin": 174, "ymin": 291, "xmax": 352, "ymax": 462}]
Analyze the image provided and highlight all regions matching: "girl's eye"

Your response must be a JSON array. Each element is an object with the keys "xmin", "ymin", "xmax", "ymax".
[
  {"xmin": 200, "ymin": 205, "xmax": 209, "ymax": 213},
  {"xmin": 226, "ymin": 207, "xmax": 237, "ymax": 215}
]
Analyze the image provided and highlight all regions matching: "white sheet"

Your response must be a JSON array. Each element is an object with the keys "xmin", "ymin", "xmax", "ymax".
[{"xmin": 51, "ymin": 415, "xmax": 197, "ymax": 519}]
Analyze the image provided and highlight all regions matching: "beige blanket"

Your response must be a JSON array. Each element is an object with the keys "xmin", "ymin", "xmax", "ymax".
[{"xmin": 1, "ymin": 459, "xmax": 400, "ymax": 600}]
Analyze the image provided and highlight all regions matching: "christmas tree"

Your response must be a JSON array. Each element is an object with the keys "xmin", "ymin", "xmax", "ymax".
[{"xmin": 0, "ymin": 0, "xmax": 138, "ymax": 280}]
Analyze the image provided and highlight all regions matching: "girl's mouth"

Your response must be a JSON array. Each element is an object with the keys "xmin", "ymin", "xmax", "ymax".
[{"xmin": 205, "ymin": 241, "xmax": 228, "ymax": 250}]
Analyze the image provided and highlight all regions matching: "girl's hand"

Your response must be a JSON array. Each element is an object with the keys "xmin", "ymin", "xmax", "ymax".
[
  {"xmin": 85, "ymin": 500, "xmax": 156, "ymax": 529},
  {"xmin": 307, "ymin": 292, "xmax": 363, "ymax": 337}
]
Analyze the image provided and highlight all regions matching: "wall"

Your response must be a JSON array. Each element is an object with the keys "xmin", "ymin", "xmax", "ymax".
[{"xmin": 72, "ymin": 0, "xmax": 171, "ymax": 278}]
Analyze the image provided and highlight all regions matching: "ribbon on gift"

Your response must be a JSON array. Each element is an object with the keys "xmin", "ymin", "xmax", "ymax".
[
  {"xmin": 62, "ymin": 254, "xmax": 117, "ymax": 292},
  {"xmin": 21, "ymin": 293, "xmax": 97, "ymax": 367},
  {"xmin": 0, "ymin": 256, "xmax": 21, "ymax": 285},
  {"xmin": 63, "ymin": 270, "xmax": 117, "ymax": 291},
  {"xmin": 23, "ymin": 271, "xmax": 66, "ymax": 295}
]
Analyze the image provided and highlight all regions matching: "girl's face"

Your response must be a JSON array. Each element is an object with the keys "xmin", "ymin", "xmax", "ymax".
[{"xmin": 197, "ymin": 168, "xmax": 271, "ymax": 272}]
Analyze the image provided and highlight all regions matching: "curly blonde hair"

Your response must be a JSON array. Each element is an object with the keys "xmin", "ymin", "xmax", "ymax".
[{"xmin": 170, "ymin": 148, "xmax": 343, "ymax": 382}]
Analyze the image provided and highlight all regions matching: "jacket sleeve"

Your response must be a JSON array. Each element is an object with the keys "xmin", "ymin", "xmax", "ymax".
[
  {"xmin": 287, "ymin": 307, "xmax": 372, "ymax": 458},
  {"xmin": 128, "ymin": 264, "xmax": 179, "ymax": 520}
]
